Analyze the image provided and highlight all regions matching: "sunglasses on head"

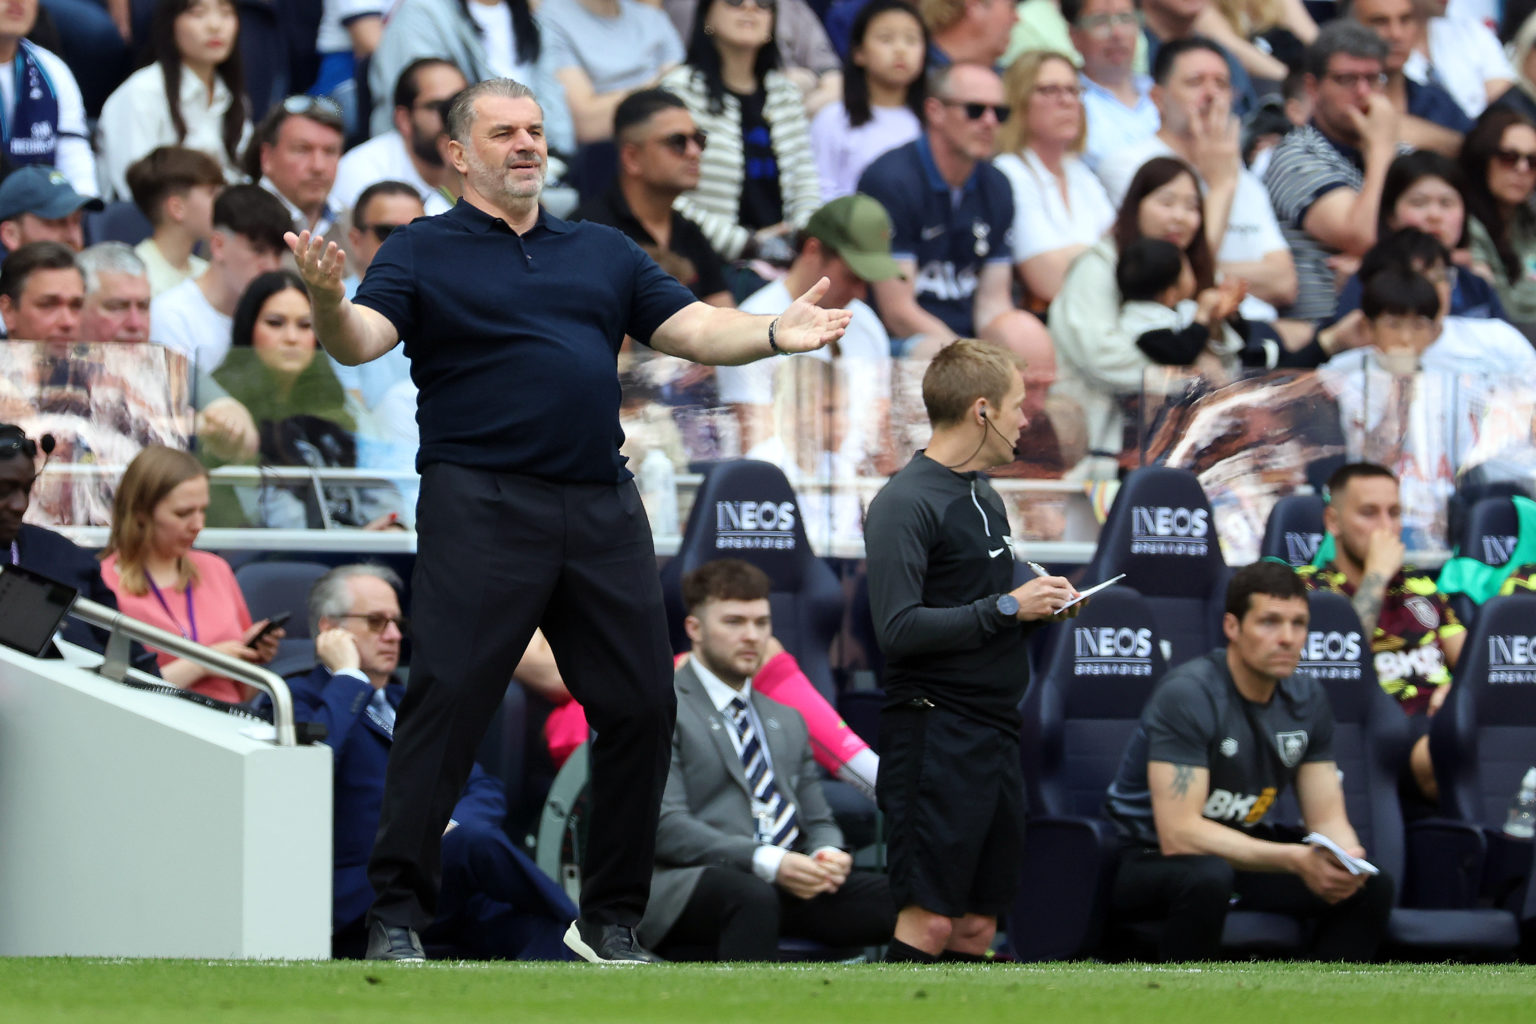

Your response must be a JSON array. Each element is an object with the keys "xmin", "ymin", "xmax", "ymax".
[
  {"xmin": 282, "ymin": 94, "xmax": 343, "ymax": 118},
  {"xmin": 339, "ymin": 612, "xmax": 410, "ymax": 635},
  {"xmin": 939, "ymin": 99, "xmax": 1012, "ymax": 122},
  {"xmin": 658, "ymin": 130, "xmax": 709, "ymax": 154}
]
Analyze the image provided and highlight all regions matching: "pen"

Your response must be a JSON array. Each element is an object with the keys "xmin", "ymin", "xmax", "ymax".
[{"xmin": 1027, "ymin": 561, "xmax": 1050, "ymax": 578}]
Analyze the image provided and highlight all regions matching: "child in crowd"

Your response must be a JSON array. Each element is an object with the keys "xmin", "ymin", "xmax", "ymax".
[
  {"xmin": 809, "ymin": 0, "xmax": 926, "ymax": 200},
  {"xmin": 125, "ymin": 146, "xmax": 226, "ymax": 298},
  {"xmin": 1354, "ymin": 266, "xmax": 1442, "ymax": 374},
  {"xmin": 1115, "ymin": 236, "xmax": 1262, "ymax": 369}
]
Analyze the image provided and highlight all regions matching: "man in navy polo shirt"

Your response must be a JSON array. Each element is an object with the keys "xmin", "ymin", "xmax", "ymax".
[
  {"xmin": 287, "ymin": 77, "xmax": 851, "ymax": 965},
  {"xmin": 856, "ymin": 62, "xmax": 1051, "ymax": 361}
]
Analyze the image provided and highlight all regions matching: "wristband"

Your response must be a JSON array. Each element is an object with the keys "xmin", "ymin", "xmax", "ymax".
[{"xmin": 768, "ymin": 316, "xmax": 784, "ymax": 355}]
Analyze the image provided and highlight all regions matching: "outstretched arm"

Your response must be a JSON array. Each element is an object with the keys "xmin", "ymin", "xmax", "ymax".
[
  {"xmin": 286, "ymin": 230, "xmax": 401, "ymax": 365},
  {"xmin": 648, "ymin": 277, "xmax": 851, "ymax": 366}
]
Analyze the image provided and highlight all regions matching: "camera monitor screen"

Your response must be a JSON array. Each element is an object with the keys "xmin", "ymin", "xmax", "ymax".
[{"xmin": 0, "ymin": 564, "xmax": 79, "ymax": 658}]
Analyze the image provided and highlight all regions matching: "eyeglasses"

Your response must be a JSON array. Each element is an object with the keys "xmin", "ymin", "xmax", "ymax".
[
  {"xmin": 338, "ymin": 612, "xmax": 410, "ymax": 634},
  {"xmin": 1324, "ymin": 71, "xmax": 1388, "ymax": 90},
  {"xmin": 1077, "ymin": 11, "xmax": 1140, "ymax": 35},
  {"xmin": 720, "ymin": 0, "xmax": 775, "ymax": 9},
  {"xmin": 938, "ymin": 99, "xmax": 1012, "ymax": 122},
  {"xmin": 657, "ymin": 130, "xmax": 709, "ymax": 154},
  {"xmin": 357, "ymin": 223, "xmax": 404, "ymax": 242},
  {"xmin": 1494, "ymin": 148, "xmax": 1536, "ymax": 171},
  {"xmin": 1033, "ymin": 83, "xmax": 1083, "ymax": 102}
]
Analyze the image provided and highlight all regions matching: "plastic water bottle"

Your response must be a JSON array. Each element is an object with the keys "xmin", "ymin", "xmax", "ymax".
[
  {"xmin": 1505, "ymin": 768, "xmax": 1536, "ymax": 839},
  {"xmin": 638, "ymin": 448, "xmax": 678, "ymax": 540}
]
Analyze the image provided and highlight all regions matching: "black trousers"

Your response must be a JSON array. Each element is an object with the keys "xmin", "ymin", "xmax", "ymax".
[
  {"xmin": 657, "ymin": 865, "xmax": 895, "ymax": 961},
  {"xmin": 1111, "ymin": 846, "xmax": 1396, "ymax": 961},
  {"xmin": 368, "ymin": 464, "xmax": 676, "ymax": 932}
]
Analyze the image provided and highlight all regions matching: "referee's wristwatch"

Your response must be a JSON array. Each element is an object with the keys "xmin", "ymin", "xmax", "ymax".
[{"xmin": 995, "ymin": 593, "xmax": 1020, "ymax": 619}]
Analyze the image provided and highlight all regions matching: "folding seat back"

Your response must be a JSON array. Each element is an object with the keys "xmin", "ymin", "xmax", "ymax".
[
  {"xmin": 659, "ymin": 460, "xmax": 843, "ymax": 699},
  {"xmin": 1260, "ymin": 493, "xmax": 1326, "ymax": 567},
  {"xmin": 1082, "ymin": 467, "xmax": 1230, "ymax": 668}
]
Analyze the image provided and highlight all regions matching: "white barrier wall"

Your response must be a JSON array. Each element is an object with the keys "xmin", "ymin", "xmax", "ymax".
[{"xmin": 0, "ymin": 644, "xmax": 332, "ymax": 958}]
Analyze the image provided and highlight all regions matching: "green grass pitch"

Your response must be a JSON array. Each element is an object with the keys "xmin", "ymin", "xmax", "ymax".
[{"xmin": 1, "ymin": 960, "xmax": 1532, "ymax": 1024}]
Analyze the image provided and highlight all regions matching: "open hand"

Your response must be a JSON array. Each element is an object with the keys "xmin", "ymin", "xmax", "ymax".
[
  {"xmin": 285, "ymin": 229, "xmax": 348, "ymax": 307},
  {"xmin": 771, "ymin": 277, "xmax": 852, "ymax": 355}
]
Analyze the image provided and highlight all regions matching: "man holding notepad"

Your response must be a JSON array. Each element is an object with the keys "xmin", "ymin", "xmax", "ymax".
[
  {"xmin": 1103, "ymin": 561, "xmax": 1394, "ymax": 962},
  {"xmin": 864, "ymin": 338, "xmax": 1083, "ymax": 963}
]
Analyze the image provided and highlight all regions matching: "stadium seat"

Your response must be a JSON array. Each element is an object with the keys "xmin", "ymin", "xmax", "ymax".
[
  {"xmin": 1293, "ymin": 592, "xmax": 1520, "ymax": 958},
  {"xmin": 659, "ymin": 459, "xmax": 844, "ymax": 701},
  {"xmin": 1429, "ymin": 594, "xmax": 1536, "ymax": 914},
  {"xmin": 83, "ymin": 200, "xmax": 152, "ymax": 247},
  {"xmin": 1445, "ymin": 496, "xmax": 1523, "ymax": 627},
  {"xmin": 1011, "ymin": 585, "xmax": 1304, "ymax": 960},
  {"xmin": 1260, "ymin": 493, "xmax": 1326, "ymax": 568},
  {"xmin": 234, "ymin": 559, "xmax": 331, "ymax": 678},
  {"xmin": 1078, "ymin": 466, "xmax": 1230, "ymax": 670}
]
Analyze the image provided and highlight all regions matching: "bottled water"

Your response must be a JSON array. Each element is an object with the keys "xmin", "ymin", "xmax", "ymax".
[
  {"xmin": 638, "ymin": 448, "xmax": 678, "ymax": 540},
  {"xmin": 1504, "ymin": 768, "xmax": 1536, "ymax": 839}
]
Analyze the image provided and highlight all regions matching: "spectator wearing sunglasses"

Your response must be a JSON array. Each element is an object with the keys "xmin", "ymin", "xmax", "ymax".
[
  {"xmin": 334, "ymin": 59, "xmax": 468, "ymax": 220},
  {"xmin": 857, "ymin": 61, "xmax": 1053, "ymax": 361},
  {"xmin": 660, "ymin": 0, "xmax": 822, "ymax": 262},
  {"xmin": 330, "ymin": 181, "xmax": 423, "ymax": 414},
  {"xmin": 96, "ymin": 0, "xmax": 251, "ymax": 201},
  {"xmin": 1462, "ymin": 105, "xmax": 1536, "ymax": 332},
  {"xmin": 243, "ymin": 95, "xmax": 352, "ymax": 264},
  {"xmin": 574, "ymin": 88, "xmax": 731, "ymax": 305},
  {"xmin": 283, "ymin": 562, "xmax": 578, "ymax": 960}
]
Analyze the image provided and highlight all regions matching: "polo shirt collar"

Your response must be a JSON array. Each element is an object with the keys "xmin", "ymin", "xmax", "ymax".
[
  {"xmin": 915, "ymin": 134, "xmax": 981, "ymax": 196},
  {"xmin": 260, "ymin": 176, "xmax": 338, "ymax": 236},
  {"xmin": 448, "ymin": 197, "xmax": 573, "ymax": 235},
  {"xmin": 1307, "ymin": 120, "xmax": 1365, "ymax": 169}
]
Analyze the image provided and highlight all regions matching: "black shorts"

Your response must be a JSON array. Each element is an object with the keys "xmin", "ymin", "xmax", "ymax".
[{"xmin": 876, "ymin": 701, "xmax": 1024, "ymax": 919}]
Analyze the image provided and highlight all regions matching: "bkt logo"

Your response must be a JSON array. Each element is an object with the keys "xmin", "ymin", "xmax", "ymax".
[
  {"xmin": 714, "ymin": 500, "xmax": 797, "ymax": 551},
  {"xmin": 1203, "ymin": 786, "xmax": 1277, "ymax": 825},
  {"xmin": 1488, "ymin": 635, "xmax": 1536, "ymax": 684},
  {"xmin": 1300, "ymin": 630, "xmax": 1362, "ymax": 680},
  {"xmin": 1375, "ymin": 646, "xmax": 1444, "ymax": 682},
  {"xmin": 1073, "ymin": 627, "xmax": 1154, "ymax": 676},
  {"xmin": 1130, "ymin": 506, "xmax": 1209, "ymax": 556}
]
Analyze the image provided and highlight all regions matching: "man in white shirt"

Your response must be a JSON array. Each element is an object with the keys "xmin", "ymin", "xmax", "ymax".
[
  {"xmin": 1405, "ymin": 0, "xmax": 1515, "ymax": 120},
  {"xmin": 717, "ymin": 195, "xmax": 897, "ymax": 465},
  {"xmin": 1097, "ymin": 36, "xmax": 1297, "ymax": 321},
  {"xmin": 245, "ymin": 95, "xmax": 351, "ymax": 259},
  {"xmin": 149, "ymin": 184, "xmax": 288, "ymax": 373},
  {"xmin": 332, "ymin": 57, "xmax": 467, "ymax": 217},
  {"xmin": 332, "ymin": 180, "xmax": 423, "ymax": 413},
  {"xmin": 1068, "ymin": 0, "xmax": 1159, "ymax": 171}
]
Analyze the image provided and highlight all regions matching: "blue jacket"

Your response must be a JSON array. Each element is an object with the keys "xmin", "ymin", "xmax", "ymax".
[{"xmin": 285, "ymin": 664, "xmax": 505, "ymax": 930}]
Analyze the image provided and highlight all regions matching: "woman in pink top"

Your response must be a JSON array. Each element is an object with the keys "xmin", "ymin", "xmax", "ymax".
[{"xmin": 100, "ymin": 445, "xmax": 283, "ymax": 703}]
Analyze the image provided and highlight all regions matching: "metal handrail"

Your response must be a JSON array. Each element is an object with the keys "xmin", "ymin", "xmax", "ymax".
[{"xmin": 67, "ymin": 596, "xmax": 297, "ymax": 747}]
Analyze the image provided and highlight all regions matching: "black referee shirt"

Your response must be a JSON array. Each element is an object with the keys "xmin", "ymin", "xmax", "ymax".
[{"xmin": 353, "ymin": 199, "xmax": 696, "ymax": 482}]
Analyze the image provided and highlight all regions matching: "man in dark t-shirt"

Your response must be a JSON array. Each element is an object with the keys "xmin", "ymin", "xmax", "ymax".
[
  {"xmin": 288, "ymin": 78, "xmax": 851, "ymax": 965},
  {"xmin": 573, "ymin": 89, "xmax": 731, "ymax": 306},
  {"xmin": 865, "ymin": 339, "xmax": 1081, "ymax": 963},
  {"xmin": 1104, "ymin": 561, "xmax": 1393, "ymax": 962}
]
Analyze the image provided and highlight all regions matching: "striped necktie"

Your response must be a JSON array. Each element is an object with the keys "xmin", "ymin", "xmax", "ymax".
[{"xmin": 728, "ymin": 695, "xmax": 799, "ymax": 849}]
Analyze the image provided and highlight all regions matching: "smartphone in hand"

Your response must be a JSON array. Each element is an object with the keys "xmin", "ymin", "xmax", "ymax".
[{"xmin": 249, "ymin": 611, "xmax": 292, "ymax": 644}]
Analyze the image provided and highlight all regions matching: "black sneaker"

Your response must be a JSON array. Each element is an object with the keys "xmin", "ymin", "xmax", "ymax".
[
  {"xmin": 365, "ymin": 919, "xmax": 426, "ymax": 962},
  {"xmin": 563, "ymin": 920, "xmax": 663, "ymax": 964}
]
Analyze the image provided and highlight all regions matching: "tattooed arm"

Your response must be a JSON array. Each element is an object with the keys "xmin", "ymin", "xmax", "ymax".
[
  {"xmin": 1351, "ymin": 527, "xmax": 1405, "ymax": 638},
  {"xmin": 1146, "ymin": 761, "xmax": 1318, "ymax": 874}
]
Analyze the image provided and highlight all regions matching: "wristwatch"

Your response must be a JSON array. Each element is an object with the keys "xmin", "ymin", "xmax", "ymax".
[{"xmin": 995, "ymin": 593, "xmax": 1020, "ymax": 618}]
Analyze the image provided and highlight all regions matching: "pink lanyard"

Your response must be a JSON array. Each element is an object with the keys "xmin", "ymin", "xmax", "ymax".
[{"xmin": 145, "ymin": 577, "xmax": 198, "ymax": 643}]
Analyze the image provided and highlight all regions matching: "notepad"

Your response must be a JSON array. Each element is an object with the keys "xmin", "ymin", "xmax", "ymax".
[
  {"xmin": 1303, "ymin": 832, "xmax": 1380, "ymax": 876},
  {"xmin": 1058, "ymin": 573, "xmax": 1127, "ymax": 612}
]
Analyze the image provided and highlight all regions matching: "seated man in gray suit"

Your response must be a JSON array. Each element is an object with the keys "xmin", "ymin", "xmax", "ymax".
[{"xmin": 637, "ymin": 559, "xmax": 895, "ymax": 960}]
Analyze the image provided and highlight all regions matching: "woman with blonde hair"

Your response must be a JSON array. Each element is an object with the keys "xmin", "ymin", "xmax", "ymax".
[
  {"xmin": 995, "ymin": 50, "xmax": 1115, "ymax": 308},
  {"xmin": 100, "ymin": 445, "xmax": 282, "ymax": 703}
]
